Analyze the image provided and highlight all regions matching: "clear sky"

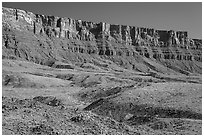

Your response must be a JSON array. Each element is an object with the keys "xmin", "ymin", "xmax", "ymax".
[{"xmin": 2, "ymin": 2, "xmax": 202, "ymax": 39}]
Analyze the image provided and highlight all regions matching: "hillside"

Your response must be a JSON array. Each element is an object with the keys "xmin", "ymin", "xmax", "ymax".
[{"xmin": 2, "ymin": 7, "xmax": 202, "ymax": 135}]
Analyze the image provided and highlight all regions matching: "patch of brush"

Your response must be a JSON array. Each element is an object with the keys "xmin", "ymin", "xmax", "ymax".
[
  {"xmin": 55, "ymin": 74, "xmax": 74, "ymax": 81},
  {"xmin": 33, "ymin": 96, "xmax": 63, "ymax": 107},
  {"xmin": 86, "ymin": 100, "xmax": 201, "ymax": 128},
  {"xmin": 2, "ymin": 72, "xmax": 45, "ymax": 88},
  {"xmin": 126, "ymin": 114, "xmax": 157, "ymax": 125}
]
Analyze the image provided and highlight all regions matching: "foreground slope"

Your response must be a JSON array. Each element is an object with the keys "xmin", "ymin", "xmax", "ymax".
[
  {"xmin": 2, "ymin": 7, "xmax": 202, "ymax": 135},
  {"xmin": 2, "ymin": 59, "xmax": 202, "ymax": 135}
]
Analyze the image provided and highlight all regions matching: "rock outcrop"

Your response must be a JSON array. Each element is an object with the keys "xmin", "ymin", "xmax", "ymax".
[{"xmin": 2, "ymin": 7, "xmax": 202, "ymax": 74}]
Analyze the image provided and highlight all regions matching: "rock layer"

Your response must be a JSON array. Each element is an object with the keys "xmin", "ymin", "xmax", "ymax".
[{"xmin": 2, "ymin": 7, "xmax": 202, "ymax": 74}]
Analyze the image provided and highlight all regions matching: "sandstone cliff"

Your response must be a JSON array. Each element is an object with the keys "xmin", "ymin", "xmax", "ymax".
[{"xmin": 2, "ymin": 7, "xmax": 202, "ymax": 74}]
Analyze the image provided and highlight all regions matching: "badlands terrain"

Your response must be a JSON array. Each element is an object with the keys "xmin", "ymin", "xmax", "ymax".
[{"xmin": 2, "ymin": 7, "xmax": 202, "ymax": 135}]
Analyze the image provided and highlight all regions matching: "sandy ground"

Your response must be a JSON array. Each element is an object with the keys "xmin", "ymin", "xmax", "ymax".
[{"xmin": 2, "ymin": 59, "xmax": 202, "ymax": 135}]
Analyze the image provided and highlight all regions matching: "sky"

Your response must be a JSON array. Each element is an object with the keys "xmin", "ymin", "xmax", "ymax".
[{"xmin": 2, "ymin": 2, "xmax": 202, "ymax": 39}]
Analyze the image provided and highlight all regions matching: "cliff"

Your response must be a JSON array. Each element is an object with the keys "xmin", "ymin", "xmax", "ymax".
[{"xmin": 2, "ymin": 7, "xmax": 202, "ymax": 74}]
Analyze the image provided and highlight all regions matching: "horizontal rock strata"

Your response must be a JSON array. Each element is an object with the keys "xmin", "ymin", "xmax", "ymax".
[{"xmin": 2, "ymin": 7, "xmax": 202, "ymax": 74}]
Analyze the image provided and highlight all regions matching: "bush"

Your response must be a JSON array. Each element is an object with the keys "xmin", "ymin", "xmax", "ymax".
[{"xmin": 42, "ymin": 59, "xmax": 56, "ymax": 67}]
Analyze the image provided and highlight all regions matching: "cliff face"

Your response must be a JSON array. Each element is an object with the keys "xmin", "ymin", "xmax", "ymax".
[{"xmin": 2, "ymin": 7, "xmax": 202, "ymax": 74}]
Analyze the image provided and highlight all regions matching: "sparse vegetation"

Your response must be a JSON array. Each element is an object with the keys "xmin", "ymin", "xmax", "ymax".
[{"xmin": 2, "ymin": 6, "xmax": 202, "ymax": 135}]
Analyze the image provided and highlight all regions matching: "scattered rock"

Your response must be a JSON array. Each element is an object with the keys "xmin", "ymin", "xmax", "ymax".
[
  {"xmin": 70, "ymin": 115, "xmax": 84, "ymax": 122},
  {"xmin": 33, "ymin": 96, "xmax": 63, "ymax": 107},
  {"xmin": 124, "ymin": 113, "xmax": 134, "ymax": 121}
]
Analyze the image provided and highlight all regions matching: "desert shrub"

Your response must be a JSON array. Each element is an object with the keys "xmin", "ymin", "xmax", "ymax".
[{"xmin": 42, "ymin": 58, "xmax": 56, "ymax": 67}]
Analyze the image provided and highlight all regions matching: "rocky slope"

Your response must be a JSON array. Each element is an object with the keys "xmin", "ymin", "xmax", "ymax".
[
  {"xmin": 2, "ymin": 7, "xmax": 202, "ymax": 74},
  {"xmin": 2, "ymin": 7, "xmax": 202, "ymax": 135},
  {"xmin": 2, "ymin": 59, "xmax": 202, "ymax": 135}
]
